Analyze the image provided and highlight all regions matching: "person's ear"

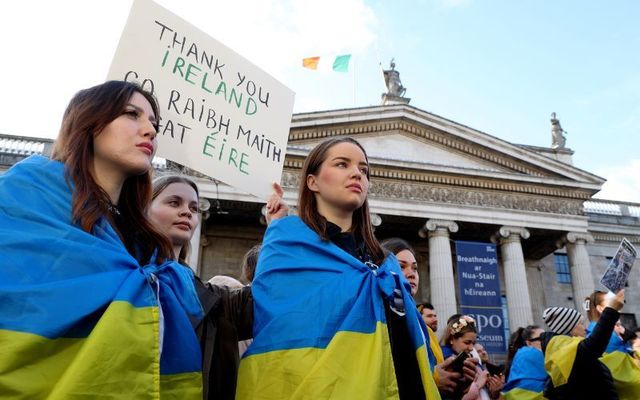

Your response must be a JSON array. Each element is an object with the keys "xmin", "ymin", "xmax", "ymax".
[{"xmin": 306, "ymin": 174, "xmax": 319, "ymax": 193}]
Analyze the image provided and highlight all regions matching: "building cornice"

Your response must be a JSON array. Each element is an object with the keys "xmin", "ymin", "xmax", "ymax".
[{"xmin": 289, "ymin": 106, "xmax": 605, "ymax": 186}]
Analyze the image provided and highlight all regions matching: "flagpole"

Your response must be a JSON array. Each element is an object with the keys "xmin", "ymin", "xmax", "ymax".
[{"xmin": 352, "ymin": 55, "xmax": 356, "ymax": 107}]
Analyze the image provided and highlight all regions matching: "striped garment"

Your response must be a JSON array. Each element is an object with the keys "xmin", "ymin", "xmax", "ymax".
[
  {"xmin": 236, "ymin": 215, "xmax": 439, "ymax": 399},
  {"xmin": 0, "ymin": 155, "xmax": 203, "ymax": 399}
]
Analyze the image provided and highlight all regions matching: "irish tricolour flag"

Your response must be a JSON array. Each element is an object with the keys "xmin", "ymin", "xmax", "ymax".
[{"xmin": 302, "ymin": 54, "xmax": 351, "ymax": 72}]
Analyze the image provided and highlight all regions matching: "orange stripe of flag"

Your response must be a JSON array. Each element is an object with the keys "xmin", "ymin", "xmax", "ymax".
[{"xmin": 302, "ymin": 56, "xmax": 320, "ymax": 70}]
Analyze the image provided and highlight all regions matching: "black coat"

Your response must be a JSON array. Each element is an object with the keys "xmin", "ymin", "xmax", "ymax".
[
  {"xmin": 194, "ymin": 279, "xmax": 253, "ymax": 400},
  {"xmin": 542, "ymin": 307, "xmax": 619, "ymax": 400}
]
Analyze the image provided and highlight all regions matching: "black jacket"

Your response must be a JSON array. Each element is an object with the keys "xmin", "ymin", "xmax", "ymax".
[
  {"xmin": 195, "ymin": 279, "xmax": 253, "ymax": 400},
  {"xmin": 542, "ymin": 307, "xmax": 619, "ymax": 400}
]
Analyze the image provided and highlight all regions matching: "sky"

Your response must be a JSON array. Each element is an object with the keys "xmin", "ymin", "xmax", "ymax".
[{"xmin": 1, "ymin": 0, "xmax": 638, "ymax": 202}]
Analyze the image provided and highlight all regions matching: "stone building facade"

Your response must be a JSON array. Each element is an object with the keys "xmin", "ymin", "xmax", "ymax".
[{"xmin": 2, "ymin": 103, "xmax": 639, "ymax": 341}]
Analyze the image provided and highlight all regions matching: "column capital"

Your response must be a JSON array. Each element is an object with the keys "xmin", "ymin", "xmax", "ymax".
[
  {"xmin": 565, "ymin": 232, "xmax": 595, "ymax": 244},
  {"xmin": 419, "ymin": 219, "xmax": 458, "ymax": 238},
  {"xmin": 492, "ymin": 226, "xmax": 530, "ymax": 244}
]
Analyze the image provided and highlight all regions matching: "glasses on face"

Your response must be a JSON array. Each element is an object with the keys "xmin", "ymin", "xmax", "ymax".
[{"xmin": 527, "ymin": 336, "xmax": 542, "ymax": 343}]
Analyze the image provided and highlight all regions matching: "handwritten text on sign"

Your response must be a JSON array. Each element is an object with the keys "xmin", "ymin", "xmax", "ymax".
[{"xmin": 108, "ymin": 0, "xmax": 295, "ymax": 199}]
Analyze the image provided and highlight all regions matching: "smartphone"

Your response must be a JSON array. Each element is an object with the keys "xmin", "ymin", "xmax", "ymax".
[
  {"xmin": 486, "ymin": 362, "xmax": 504, "ymax": 376},
  {"xmin": 448, "ymin": 351, "xmax": 470, "ymax": 373}
]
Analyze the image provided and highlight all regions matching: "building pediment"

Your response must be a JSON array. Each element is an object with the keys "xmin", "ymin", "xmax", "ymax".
[{"xmin": 288, "ymin": 104, "xmax": 605, "ymax": 194}]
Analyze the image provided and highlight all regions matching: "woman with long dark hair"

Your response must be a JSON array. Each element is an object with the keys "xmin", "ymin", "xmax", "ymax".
[
  {"xmin": 237, "ymin": 137, "xmax": 440, "ymax": 399},
  {"xmin": 501, "ymin": 325, "xmax": 546, "ymax": 399},
  {"xmin": 0, "ymin": 81, "xmax": 203, "ymax": 398}
]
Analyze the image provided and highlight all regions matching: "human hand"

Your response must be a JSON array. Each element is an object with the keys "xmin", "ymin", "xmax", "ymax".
[
  {"xmin": 604, "ymin": 289, "xmax": 625, "ymax": 311},
  {"xmin": 462, "ymin": 357, "xmax": 478, "ymax": 382},
  {"xmin": 474, "ymin": 368, "xmax": 489, "ymax": 389},
  {"xmin": 265, "ymin": 182, "xmax": 288, "ymax": 224},
  {"xmin": 487, "ymin": 374, "xmax": 504, "ymax": 398},
  {"xmin": 436, "ymin": 358, "xmax": 463, "ymax": 393}
]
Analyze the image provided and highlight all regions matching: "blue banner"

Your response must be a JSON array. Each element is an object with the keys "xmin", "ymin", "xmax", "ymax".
[{"xmin": 455, "ymin": 241, "xmax": 506, "ymax": 355}]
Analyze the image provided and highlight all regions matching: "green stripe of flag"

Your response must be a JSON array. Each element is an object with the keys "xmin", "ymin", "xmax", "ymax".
[{"xmin": 332, "ymin": 54, "xmax": 351, "ymax": 72}]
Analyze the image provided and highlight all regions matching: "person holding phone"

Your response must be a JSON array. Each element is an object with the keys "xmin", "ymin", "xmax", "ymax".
[{"xmin": 440, "ymin": 315, "xmax": 488, "ymax": 400}]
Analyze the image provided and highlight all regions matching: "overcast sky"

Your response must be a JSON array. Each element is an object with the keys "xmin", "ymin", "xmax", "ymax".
[{"xmin": 1, "ymin": 0, "xmax": 638, "ymax": 202}]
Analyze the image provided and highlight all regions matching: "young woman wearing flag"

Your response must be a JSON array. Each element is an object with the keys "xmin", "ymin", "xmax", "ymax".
[
  {"xmin": 501, "ymin": 325, "xmax": 547, "ymax": 399},
  {"xmin": 148, "ymin": 174, "xmax": 287, "ymax": 400},
  {"xmin": 0, "ymin": 81, "xmax": 204, "ymax": 398},
  {"xmin": 236, "ymin": 137, "xmax": 440, "ymax": 399}
]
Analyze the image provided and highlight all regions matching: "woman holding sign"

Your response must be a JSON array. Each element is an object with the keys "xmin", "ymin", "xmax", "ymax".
[
  {"xmin": 0, "ymin": 81, "xmax": 204, "ymax": 398},
  {"xmin": 237, "ymin": 137, "xmax": 440, "ymax": 399}
]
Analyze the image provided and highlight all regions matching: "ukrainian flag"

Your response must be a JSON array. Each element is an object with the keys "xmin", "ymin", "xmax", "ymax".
[
  {"xmin": 502, "ymin": 347, "xmax": 547, "ymax": 400},
  {"xmin": 587, "ymin": 321, "xmax": 640, "ymax": 399},
  {"xmin": 0, "ymin": 155, "xmax": 203, "ymax": 399},
  {"xmin": 601, "ymin": 351, "xmax": 640, "ymax": 400},
  {"xmin": 237, "ymin": 216, "xmax": 440, "ymax": 399}
]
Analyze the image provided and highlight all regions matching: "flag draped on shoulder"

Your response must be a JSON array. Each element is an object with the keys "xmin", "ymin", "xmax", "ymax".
[
  {"xmin": 600, "ymin": 351, "xmax": 640, "ymax": 400},
  {"xmin": 0, "ymin": 155, "xmax": 204, "ymax": 399},
  {"xmin": 587, "ymin": 320, "xmax": 640, "ymax": 399},
  {"xmin": 236, "ymin": 216, "xmax": 439, "ymax": 399},
  {"xmin": 502, "ymin": 347, "xmax": 547, "ymax": 400}
]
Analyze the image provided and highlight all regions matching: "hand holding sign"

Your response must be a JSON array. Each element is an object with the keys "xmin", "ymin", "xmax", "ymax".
[{"xmin": 265, "ymin": 182, "xmax": 288, "ymax": 224}]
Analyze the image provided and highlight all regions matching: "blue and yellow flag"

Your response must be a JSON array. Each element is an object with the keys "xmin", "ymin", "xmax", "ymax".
[
  {"xmin": 237, "ymin": 216, "xmax": 440, "ymax": 399},
  {"xmin": 502, "ymin": 346, "xmax": 547, "ymax": 400},
  {"xmin": 587, "ymin": 320, "xmax": 640, "ymax": 399},
  {"xmin": 0, "ymin": 155, "xmax": 203, "ymax": 399}
]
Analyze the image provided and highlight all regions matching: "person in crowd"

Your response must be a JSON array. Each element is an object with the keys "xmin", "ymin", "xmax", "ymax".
[
  {"xmin": 585, "ymin": 290, "xmax": 629, "ymax": 353},
  {"xmin": 583, "ymin": 290, "xmax": 640, "ymax": 399},
  {"xmin": 237, "ymin": 137, "xmax": 440, "ymax": 399},
  {"xmin": 419, "ymin": 302, "xmax": 439, "ymax": 333},
  {"xmin": 501, "ymin": 325, "xmax": 546, "ymax": 399},
  {"xmin": 239, "ymin": 244, "xmax": 261, "ymax": 284},
  {"xmin": 0, "ymin": 81, "xmax": 204, "ymax": 398},
  {"xmin": 440, "ymin": 315, "xmax": 489, "ymax": 400},
  {"xmin": 381, "ymin": 237, "xmax": 420, "ymax": 297},
  {"xmin": 474, "ymin": 344, "xmax": 505, "ymax": 400},
  {"xmin": 541, "ymin": 290, "xmax": 625, "ymax": 399},
  {"xmin": 149, "ymin": 174, "xmax": 285, "ymax": 400}
]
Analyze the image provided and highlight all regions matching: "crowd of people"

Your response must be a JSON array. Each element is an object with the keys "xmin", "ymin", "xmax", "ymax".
[{"xmin": 1, "ymin": 80, "xmax": 639, "ymax": 399}]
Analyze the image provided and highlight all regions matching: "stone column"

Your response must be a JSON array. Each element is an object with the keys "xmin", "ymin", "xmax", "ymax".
[
  {"xmin": 420, "ymin": 219, "xmax": 458, "ymax": 337},
  {"xmin": 564, "ymin": 232, "xmax": 595, "ymax": 311},
  {"xmin": 494, "ymin": 226, "xmax": 533, "ymax": 331}
]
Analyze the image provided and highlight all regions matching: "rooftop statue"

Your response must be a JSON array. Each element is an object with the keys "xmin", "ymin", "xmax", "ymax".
[
  {"xmin": 550, "ymin": 112, "xmax": 567, "ymax": 149},
  {"xmin": 383, "ymin": 58, "xmax": 407, "ymax": 98}
]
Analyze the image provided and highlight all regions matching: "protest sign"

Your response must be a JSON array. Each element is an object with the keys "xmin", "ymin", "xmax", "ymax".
[
  {"xmin": 108, "ymin": 0, "xmax": 295, "ymax": 199},
  {"xmin": 600, "ymin": 238, "xmax": 637, "ymax": 293},
  {"xmin": 456, "ymin": 241, "xmax": 506, "ymax": 355}
]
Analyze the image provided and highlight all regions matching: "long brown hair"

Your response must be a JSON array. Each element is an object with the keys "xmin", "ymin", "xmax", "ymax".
[
  {"xmin": 297, "ymin": 137, "xmax": 385, "ymax": 265},
  {"xmin": 505, "ymin": 325, "xmax": 541, "ymax": 379},
  {"xmin": 152, "ymin": 174, "xmax": 200, "ymax": 265},
  {"xmin": 51, "ymin": 80, "xmax": 172, "ymax": 264}
]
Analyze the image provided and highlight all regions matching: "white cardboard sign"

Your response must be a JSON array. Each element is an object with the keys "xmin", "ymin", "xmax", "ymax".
[{"xmin": 108, "ymin": 0, "xmax": 295, "ymax": 199}]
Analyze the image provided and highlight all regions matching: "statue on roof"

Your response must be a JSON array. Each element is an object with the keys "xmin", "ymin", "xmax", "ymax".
[
  {"xmin": 381, "ymin": 59, "xmax": 410, "ymax": 105},
  {"xmin": 550, "ymin": 112, "xmax": 567, "ymax": 149},
  {"xmin": 383, "ymin": 58, "xmax": 406, "ymax": 97}
]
